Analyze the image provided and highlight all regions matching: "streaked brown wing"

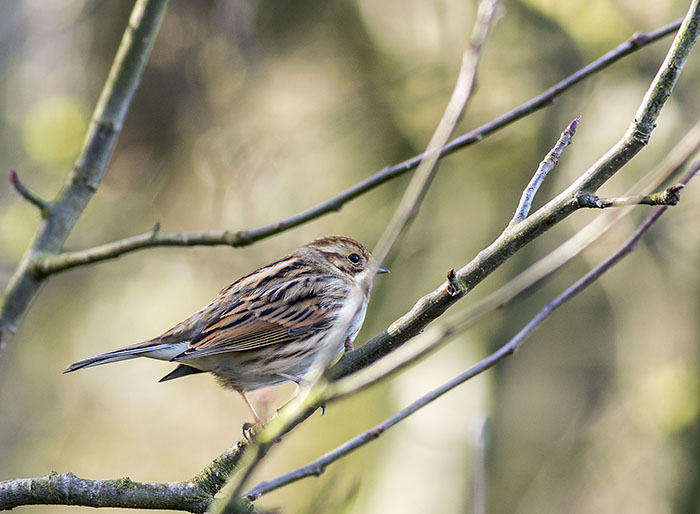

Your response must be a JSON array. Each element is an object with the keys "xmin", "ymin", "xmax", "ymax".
[{"xmin": 173, "ymin": 274, "xmax": 343, "ymax": 360}]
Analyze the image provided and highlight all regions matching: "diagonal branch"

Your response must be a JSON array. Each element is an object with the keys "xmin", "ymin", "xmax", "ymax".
[
  {"xmin": 451, "ymin": 120, "xmax": 700, "ymax": 332},
  {"xmin": 29, "ymin": 19, "xmax": 682, "ymax": 277},
  {"xmin": 0, "ymin": 0, "xmax": 169, "ymax": 353}
]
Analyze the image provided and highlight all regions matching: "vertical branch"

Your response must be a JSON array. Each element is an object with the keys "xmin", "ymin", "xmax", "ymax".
[{"xmin": 0, "ymin": 0, "xmax": 169, "ymax": 353}]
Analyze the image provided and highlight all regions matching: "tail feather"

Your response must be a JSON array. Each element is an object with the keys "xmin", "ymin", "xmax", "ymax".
[
  {"xmin": 63, "ymin": 342, "xmax": 187, "ymax": 374},
  {"xmin": 158, "ymin": 364, "xmax": 204, "ymax": 382}
]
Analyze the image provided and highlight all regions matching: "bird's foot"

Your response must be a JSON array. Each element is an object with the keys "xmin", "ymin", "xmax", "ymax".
[
  {"xmin": 344, "ymin": 337, "xmax": 354, "ymax": 353},
  {"xmin": 242, "ymin": 421, "xmax": 263, "ymax": 441}
]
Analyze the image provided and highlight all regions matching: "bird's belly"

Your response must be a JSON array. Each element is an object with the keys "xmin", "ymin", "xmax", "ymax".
[{"xmin": 189, "ymin": 332, "xmax": 345, "ymax": 392}]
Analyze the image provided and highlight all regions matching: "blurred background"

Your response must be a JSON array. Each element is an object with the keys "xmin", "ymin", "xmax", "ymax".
[{"xmin": 1, "ymin": 0, "xmax": 700, "ymax": 513}]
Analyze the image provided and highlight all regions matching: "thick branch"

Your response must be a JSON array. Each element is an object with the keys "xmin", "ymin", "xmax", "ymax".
[
  {"xmin": 0, "ymin": 0, "xmax": 169, "ymax": 352},
  {"xmin": 0, "ymin": 442, "xmax": 251, "ymax": 512},
  {"xmin": 0, "ymin": 472, "xmax": 210, "ymax": 513},
  {"xmin": 30, "ymin": 20, "xmax": 681, "ymax": 277}
]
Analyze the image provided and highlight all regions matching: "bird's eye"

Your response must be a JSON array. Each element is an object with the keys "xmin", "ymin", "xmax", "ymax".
[{"xmin": 348, "ymin": 253, "xmax": 361, "ymax": 264}]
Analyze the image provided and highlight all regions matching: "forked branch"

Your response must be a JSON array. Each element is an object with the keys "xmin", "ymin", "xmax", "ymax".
[{"xmin": 245, "ymin": 162, "xmax": 697, "ymax": 500}]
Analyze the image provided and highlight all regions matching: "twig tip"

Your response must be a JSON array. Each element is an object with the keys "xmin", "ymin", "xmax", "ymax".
[
  {"xmin": 670, "ymin": 183, "xmax": 685, "ymax": 193},
  {"xmin": 663, "ymin": 183, "xmax": 684, "ymax": 205},
  {"xmin": 568, "ymin": 115, "xmax": 582, "ymax": 132}
]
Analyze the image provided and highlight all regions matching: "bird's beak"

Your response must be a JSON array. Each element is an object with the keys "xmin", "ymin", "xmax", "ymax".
[{"xmin": 377, "ymin": 263, "xmax": 390, "ymax": 274}]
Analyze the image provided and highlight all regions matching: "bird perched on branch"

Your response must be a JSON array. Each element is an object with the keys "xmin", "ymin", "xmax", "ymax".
[{"xmin": 64, "ymin": 235, "xmax": 388, "ymax": 425}]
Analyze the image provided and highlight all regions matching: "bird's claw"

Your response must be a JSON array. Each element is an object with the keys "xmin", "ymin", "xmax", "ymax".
[
  {"xmin": 242, "ymin": 421, "xmax": 262, "ymax": 441},
  {"xmin": 344, "ymin": 337, "xmax": 354, "ymax": 353},
  {"xmin": 320, "ymin": 403, "xmax": 327, "ymax": 416}
]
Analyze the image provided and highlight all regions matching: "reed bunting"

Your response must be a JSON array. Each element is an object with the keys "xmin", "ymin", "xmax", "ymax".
[{"xmin": 64, "ymin": 235, "xmax": 388, "ymax": 422}]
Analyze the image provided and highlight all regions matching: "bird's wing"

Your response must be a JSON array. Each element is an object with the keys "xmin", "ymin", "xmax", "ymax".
[{"xmin": 172, "ymin": 274, "xmax": 345, "ymax": 360}]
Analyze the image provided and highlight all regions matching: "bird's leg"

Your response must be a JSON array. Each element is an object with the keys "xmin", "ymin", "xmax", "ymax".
[
  {"xmin": 240, "ymin": 392, "xmax": 262, "ymax": 440},
  {"xmin": 278, "ymin": 372, "xmax": 304, "ymax": 385},
  {"xmin": 277, "ymin": 373, "xmax": 326, "ymax": 416},
  {"xmin": 344, "ymin": 337, "xmax": 354, "ymax": 353}
]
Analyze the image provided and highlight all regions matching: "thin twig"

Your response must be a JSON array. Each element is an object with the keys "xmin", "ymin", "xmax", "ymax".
[
  {"xmin": 576, "ymin": 183, "xmax": 685, "ymax": 208},
  {"xmin": 8, "ymin": 169, "xmax": 54, "ymax": 218},
  {"xmin": 30, "ymin": 20, "xmax": 682, "ymax": 277},
  {"xmin": 503, "ymin": 162, "xmax": 697, "ymax": 352},
  {"xmin": 245, "ymin": 163, "xmax": 695, "ymax": 500},
  {"xmin": 510, "ymin": 116, "xmax": 580, "ymax": 225}
]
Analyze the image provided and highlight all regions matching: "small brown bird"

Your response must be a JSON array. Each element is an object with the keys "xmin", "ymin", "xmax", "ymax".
[{"xmin": 64, "ymin": 235, "xmax": 388, "ymax": 423}]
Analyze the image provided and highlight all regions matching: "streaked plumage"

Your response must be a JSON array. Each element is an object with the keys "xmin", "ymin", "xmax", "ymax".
[{"xmin": 64, "ymin": 235, "xmax": 388, "ymax": 422}]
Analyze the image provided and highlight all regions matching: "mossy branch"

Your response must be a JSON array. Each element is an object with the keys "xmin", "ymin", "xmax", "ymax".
[{"xmin": 0, "ymin": 441, "xmax": 253, "ymax": 513}]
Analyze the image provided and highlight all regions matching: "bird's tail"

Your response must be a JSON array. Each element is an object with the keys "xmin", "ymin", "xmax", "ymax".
[{"xmin": 63, "ymin": 340, "xmax": 186, "ymax": 374}]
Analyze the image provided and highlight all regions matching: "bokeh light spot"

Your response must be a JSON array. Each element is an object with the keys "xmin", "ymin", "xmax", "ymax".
[
  {"xmin": 23, "ymin": 96, "xmax": 87, "ymax": 164},
  {"xmin": 636, "ymin": 362, "xmax": 700, "ymax": 433}
]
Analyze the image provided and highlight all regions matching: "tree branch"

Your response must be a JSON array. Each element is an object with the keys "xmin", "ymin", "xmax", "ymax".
[
  {"xmin": 453, "ymin": 120, "xmax": 700, "ymax": 332},
  {"xmin": 244, "ymin": 162, "xmax": 696, "ymax": 500},
  {"xmin": 8, "ymin": 169, "xmax": 54, "ymax": 218},
  {"xmin": 0, "ymin": 442, "xmax": 253, "ymax": 512},
  {"xmin": 576, "ymin": 183, "xmax": 685, "ymax": 208},
  {"xmin": 510, "ymin": 116, "xmax": 580, "ymax": 225},
  {"xmin": 29, "ymin": 19, "xmax": 681, "ymax": 277},
  {"xmin": 0, "ymin": 0, "xmax": 169, "ymax": 353}
]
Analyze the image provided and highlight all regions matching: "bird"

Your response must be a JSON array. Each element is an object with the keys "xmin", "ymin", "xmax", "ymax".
[{"xmin": 64, "ymin": 235, "xmax": 389, "ymax": 424}]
